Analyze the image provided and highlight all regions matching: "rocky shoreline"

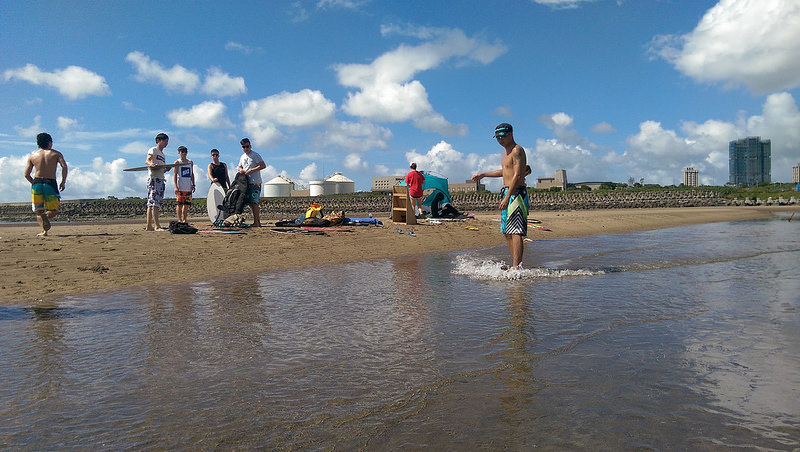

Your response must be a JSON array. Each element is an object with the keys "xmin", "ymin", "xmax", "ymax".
[{"xmin": 1, "ymin": 189, "xmax": 797, "ymax": 222}]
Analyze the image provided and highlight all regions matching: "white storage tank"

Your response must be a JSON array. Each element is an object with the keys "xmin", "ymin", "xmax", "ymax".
[
  {"xmin": 309, "ymin": 180, "xmax": 326, "ymax": 197},
  {"xmin": 326, "ymin": 172, "xmax": 355, "ymax": 195},
  {"xmin": 263, "ymin": 175, "xmax": 293, "ymax": 198}
]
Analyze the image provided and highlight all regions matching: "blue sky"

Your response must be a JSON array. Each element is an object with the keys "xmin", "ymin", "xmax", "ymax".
[{"xmin": 2, "ymin": 0, "xmax": 799, "ymax": 203}]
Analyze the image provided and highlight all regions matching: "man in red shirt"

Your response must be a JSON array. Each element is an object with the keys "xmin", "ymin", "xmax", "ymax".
[{"xmin": 405, "ymin": 162, "xmax": 425, "ymax": 218}]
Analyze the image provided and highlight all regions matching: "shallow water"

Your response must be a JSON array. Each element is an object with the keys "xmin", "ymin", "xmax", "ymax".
[{"xmin": 1, "ymin": 217, "xmax": 799, "ymax": 449}]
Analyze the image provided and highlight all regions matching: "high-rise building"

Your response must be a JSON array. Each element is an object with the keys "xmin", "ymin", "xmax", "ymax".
[
  {"xmin": 729, "ymin": 137, "xmax": 771, "ymax": 186},
  {"xmin": 682, "ymin": 167, "xmax": 699, "ymax": 187},
  {"xmin": 793, "ymin": 162, "xmax": 800, "ymax": 184}
]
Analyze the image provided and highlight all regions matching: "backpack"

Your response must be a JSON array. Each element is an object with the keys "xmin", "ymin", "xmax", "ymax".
[
  {"xmin": 221, "ymin": 172, "xmax": 250, "ymax": 217},
  {"xmin": 305, "ymin": 203, "xmax": 322, "ymax": 219},
  {"xmin": 169, "ymin": 220, "xmax": 198, "ymax": 234}
]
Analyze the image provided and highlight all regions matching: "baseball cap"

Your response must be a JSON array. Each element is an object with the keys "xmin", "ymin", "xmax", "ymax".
[
  {"xmin": 410, "ymin": 162, "xmax": 417, "ymax": 169},
  {"xmin": 493, "ymin": 123, "xmax": 513, "ymax": 138}
]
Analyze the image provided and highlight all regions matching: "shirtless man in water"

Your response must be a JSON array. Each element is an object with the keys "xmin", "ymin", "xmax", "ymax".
[
  {"xmin": 24, "ymin": 132, "xmax": 68, "ymax": 236},
  {"xmin": 472, "ymin": 123, "xmax": 528, "ymax": 269}
]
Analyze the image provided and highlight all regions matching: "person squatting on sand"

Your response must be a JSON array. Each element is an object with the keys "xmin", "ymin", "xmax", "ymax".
[
  {"xmin": 173, "ymin": 145, "xmax": 195, "ymax": 223},
  {"xmin": 24, "ymin": 132, "xmax": 68, "ymax": 236},
  {"xmin": 237, "ymin": 137, "xmax": 266, "ymax": 227},
  {"xmin": 472, "ymin": 123, "xmax": 529, "ymax": 269},
  {"xmin": 145, "ymin": 133, "xmax": 171, "ymax": 231}
]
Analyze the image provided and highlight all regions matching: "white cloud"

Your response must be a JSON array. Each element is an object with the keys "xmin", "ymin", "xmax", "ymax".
[
  {"xmin": 3, "ymin": 64, "xmax": 110, "ymax": 100},
  {"xmin": 224, "ymin": 41, "xmax": 263, "ymax": 55},
  {"xmin": 57, "ymin": 116, "xmax": 80, "ymax": 131},
  {"xmin": 167, "ymin": 101, "xmax": 234, "ymax": 129},
  {"xmin": 118, "ymin": 141, "xmax": 151, "ymax": 155},
  {"xmin": 126, "ymin": 51, "xmax": 200, "ymax": 94},
  {"xmin": 242, "ymin": 89, "xmax": 336, "ymax": 147},
  {"xmin": 622, "ymin": 92, "xmax": 800, "ymax": 184},
  {"xmin": 14, "ymin": 116, "xmax": 42, "ymax": 138},
  {"xmin": 532, "ymin": 0, "xmax": 595, "ymax": 9},
  {"xmin": 543, "ymin": 112, "xmax": 574, "ymax": 129},
  {"xmin": 299, "ymin": 162, "xmax": 319, "ymax": 182},
  {"xmin": 494, "ymin": 105, "xmax": 513, "ymax": 118},
  {"xmin": 405, "ymin": 140, "xmax": 494, "ymax": 187},
  {"xmin": 311, "ymin": 120, "xmax": 393, "ymax": 152},
  {"xmin": 343, "ymin": 153, "xmax": 373, "ymax": 173},
  {"xmin": 336, "ymin": 26, "xmax": 505, "ymax": 135},
  {"xmin": 0, "ymin": 154, "xmax": 36, "ymax": 203},
  {"xmin": 122, "ymin": 101, "xmax": 145, "ymax": 113},
  {"xmin": 591, "ymin": 121, "xmax": 616, "ymax": 134},
  {"xmin": 317, "ymin": 0, "xmax": 368, "ymax": 10},
  {"xmin": 648, "ymin": 0, "xmax": 800, "ymax": 93},
  {"xmin": 532, "ymin": 138, "xmax": 599, "ymax": 183},
  {"xmin": 201, "ymin": 67, "xmax": 246, "ymax": 97},
  {"xmin": 539, "ymin": 112, "xmax": 601, "ymax": 150}
]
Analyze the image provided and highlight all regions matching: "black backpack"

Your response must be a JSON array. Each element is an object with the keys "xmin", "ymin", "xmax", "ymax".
[
  {"xmin": 169, "ymin": 221, "xmax": 198, "ymax": 234},
  {"xmin": 221, "ymin": 172, "xmax": 249, "ymax": 217}
]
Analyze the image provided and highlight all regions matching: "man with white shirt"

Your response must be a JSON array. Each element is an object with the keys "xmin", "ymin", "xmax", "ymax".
[
  {"xmin": 145, "ymin": 133, "xmax": 170, "ymax": 231},
  {"xmin": 236, "ymin": 137, "xmax": 266, "ymax": 227}
]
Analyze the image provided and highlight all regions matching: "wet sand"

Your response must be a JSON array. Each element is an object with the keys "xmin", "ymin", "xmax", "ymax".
[{"xmin": 1, "ymin": 206, "xmax": 795, "ymax": 305}]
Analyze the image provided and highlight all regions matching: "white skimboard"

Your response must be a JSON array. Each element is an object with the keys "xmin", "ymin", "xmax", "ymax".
[
  {"xmin": 207, "ymin": 182, "xmax": 226, "ymax": 223},
  {"xmin": 123, "ymin": 163, "xmax": 179, "ymax": 172}
]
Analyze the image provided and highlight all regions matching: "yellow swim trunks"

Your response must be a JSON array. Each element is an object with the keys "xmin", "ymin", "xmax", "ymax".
[{"xmin": 31, "ymin": 178, "xmax": 60, "ymax": 212}]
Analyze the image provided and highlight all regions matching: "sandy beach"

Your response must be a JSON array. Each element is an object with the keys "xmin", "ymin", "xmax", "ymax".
[{"xmin": 1, "ymin": 206, "xmax": 795, "ymax": 305}]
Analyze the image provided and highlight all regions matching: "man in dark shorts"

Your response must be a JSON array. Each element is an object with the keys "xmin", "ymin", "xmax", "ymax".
[
  {"xmin": 24, "ymin": 132, "xmax": 68, "ymax": 236},
  {"xmin": 405, "ymin": 162, "xmax": 425, "ymax": 217}
]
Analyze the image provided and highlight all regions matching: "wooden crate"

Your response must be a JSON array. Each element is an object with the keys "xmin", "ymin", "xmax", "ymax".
[{"xmin": 391, "ymin": 185, "xmax": 417, "ymax": 225}]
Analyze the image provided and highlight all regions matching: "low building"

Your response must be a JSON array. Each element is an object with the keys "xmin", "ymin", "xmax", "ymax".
[
  {"xmin": 537, "ymin": 169, "xmax": 567, "ymax": 191},
  {"xmin": 568, "ymin": 182, "xmax": 605, "ymax": 191},
  {"xmin": 372, "ymin": 176, "xmax": 405, "ymax": 193},
  {"xmin": 449, "ymin": 180, "xmax": 485, "ymax": 193}
]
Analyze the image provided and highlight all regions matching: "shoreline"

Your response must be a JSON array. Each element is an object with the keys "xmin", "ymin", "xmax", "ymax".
[{"xmin": 1, "ymin": 206, "xmax": 796, "ymax": 306}]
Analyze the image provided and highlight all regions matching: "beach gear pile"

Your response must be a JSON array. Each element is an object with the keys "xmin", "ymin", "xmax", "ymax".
[
  {"xmin": 272, "ymin": 203, "xmax": 382, "ymax": 231},
  {"xmin": 169, "ymin": 220, "xmax": 198, "ymax": 234},
  {"xmin": 274, "ymin": 203, "xmax": 344, "ymax": 228}
]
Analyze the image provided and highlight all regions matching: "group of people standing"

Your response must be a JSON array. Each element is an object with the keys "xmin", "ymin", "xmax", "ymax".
[
  {"xmin": 24, "ymin": 123, "xmax": 529, "ymax": 269},
  {"xmin": 142, "ymin": 135, "xmax": 266, "ymax": 230}
]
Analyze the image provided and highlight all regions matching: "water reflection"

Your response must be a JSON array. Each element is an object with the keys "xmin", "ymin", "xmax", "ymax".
[
  {"xmin": 496, "ymin": 284, "xmax": 536, "ymax": 419},
  {"xmin": 1, "ymin": 218, "xmax": 798, "ymax": 449}
]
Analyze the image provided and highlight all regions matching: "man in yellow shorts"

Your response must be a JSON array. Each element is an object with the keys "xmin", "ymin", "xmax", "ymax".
[{"xmin": 24, "ymin": 132, "xmax": 68, "ymax": 236}]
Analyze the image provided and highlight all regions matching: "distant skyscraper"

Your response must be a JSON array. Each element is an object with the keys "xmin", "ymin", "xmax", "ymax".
[
  {"xmin": 682, "ymin": 167, "xmax": 699, "ymax": 187},
  {"xmin": 729, "ymin": 137, "xmax": 771, "ymax": 186},
  {"xmin": 793, "ymin": 162, "xmax": 800, "ymax": 184}
]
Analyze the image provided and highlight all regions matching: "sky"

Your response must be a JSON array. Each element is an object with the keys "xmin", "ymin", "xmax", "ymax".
[{"xmin": 1, "ymin": 0, "xmax": 800, "ymax": 203}]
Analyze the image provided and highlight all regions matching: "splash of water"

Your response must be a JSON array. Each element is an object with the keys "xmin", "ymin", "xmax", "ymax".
[{"xmin": 451, "ymin": 254, "xmax": 605, "ymax": 280}]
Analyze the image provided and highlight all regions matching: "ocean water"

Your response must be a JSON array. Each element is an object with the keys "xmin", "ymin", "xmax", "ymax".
[{"xmin": 1, "ymin": 216, "xmax": 798, "ymax": 449}]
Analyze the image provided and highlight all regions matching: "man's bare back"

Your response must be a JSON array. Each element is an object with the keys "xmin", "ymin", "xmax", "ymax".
[
  {"xmin": 24, "ymin": 133, "xmax": 68, "ymax": 236},
  {"xmin": 26, "ymin": 149, "xmax": 67, "ymax": 183}
]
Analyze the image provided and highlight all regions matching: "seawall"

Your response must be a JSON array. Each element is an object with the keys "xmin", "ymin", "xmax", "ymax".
[{"xmin": 1, "ymin": 190, "xmax": 797, "ymax": 222}]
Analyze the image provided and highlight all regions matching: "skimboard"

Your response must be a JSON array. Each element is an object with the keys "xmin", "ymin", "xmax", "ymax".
[
  {"xmin": 207, "ymin": 182, "xmax": 226, "ymax": 223},
  {"xmin": 198, "ymin": 229, "xmax": 245, "ymax": 234},
  {"xmin": 122, "ymin": 163, "xmax": 179, "ymax": 172},
  {"xmin": 300, "ymin": 226, "xmax": 354, "ymax": 232}
]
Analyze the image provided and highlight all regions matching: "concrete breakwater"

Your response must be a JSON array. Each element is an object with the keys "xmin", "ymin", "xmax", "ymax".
[{"xmin": 1, "ymin": 190, "xmax": 796, "ymax": 222}]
